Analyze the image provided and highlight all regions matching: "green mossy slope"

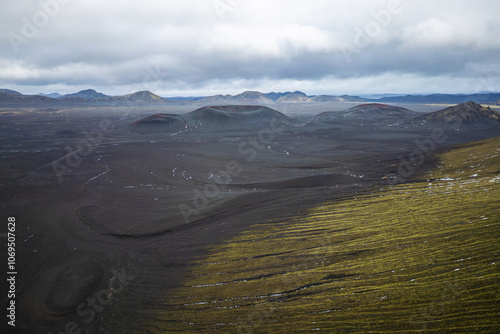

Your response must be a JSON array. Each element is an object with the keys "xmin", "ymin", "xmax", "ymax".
[{"xmin": 147, "ymin": 137, "xmax": 500, "ymax": 333}]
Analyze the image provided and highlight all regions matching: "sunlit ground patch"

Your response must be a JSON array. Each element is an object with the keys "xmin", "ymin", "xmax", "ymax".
[{"xmin": 145, "ymin": 137, "xmax": 500, "ymax": 333}]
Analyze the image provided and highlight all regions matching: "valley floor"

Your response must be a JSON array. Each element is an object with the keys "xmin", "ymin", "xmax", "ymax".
[
  {"xmin": 145, "ymin": 137, "xmax": 500, "ymax": 333},
  {"xmin": 0, "ymin": 106, "xmax": 498, "ymax": 333}
]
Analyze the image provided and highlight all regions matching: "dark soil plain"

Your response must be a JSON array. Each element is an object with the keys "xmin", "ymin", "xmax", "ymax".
[{"xmin": 0, "ymin": 102, "xmax": 499, "ymax": 333}]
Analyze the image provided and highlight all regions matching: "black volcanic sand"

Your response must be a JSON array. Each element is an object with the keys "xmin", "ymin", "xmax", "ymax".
[{"xmin": 0, "ymin": 105, "xmax": 499, "ymax": 333}]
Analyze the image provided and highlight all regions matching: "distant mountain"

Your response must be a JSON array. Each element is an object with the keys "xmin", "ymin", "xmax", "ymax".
[
  {"xmin": 197, "ymin": 91, "xmax": 275, "ymax": 105},
  {"xmin": 38, "ymin": 92, "xmax": 62, "ymax": 98},
  {"xmin": 166, "ymin": 96, "xmax": 206, "ymax": 101},
  {"xmin": 124, "ymin": 90, "xmax": 167, "ymax": 102},
  {"xmin": 410, "ymin": 102, "xmax": 500, "ymax": 130},
  {"xmin": 0, "ymin": 89, "xmax": 172, "ymax": 106},
  {"xmin": 310, "ymin": 95, "xmax": 365, "ymax": 103},
  {"xmin": 59, "ymin": 89, "xmax": 108, "ymax": 100},
  {"xmin": 233, "ymin": 91, "xmax": 275, "ymax": 104},
  {"xmin": 360, "ymin": 93, "xmax": 411, "ymax": 99},
  {"xmin": 101, "ymin": 91, "xmax": 168, "ymax": 103},
  {"xmin": 195, "ymin": 91, "xmax": 316, "ymax": 105},
  {"xmin": 264, "ymin": 91, "xmax": 308, "ymax": 101},
  {"xmin": 195, "ymin": 94, "xmax": 229, "ymax": 105},
  {"xmin": 372, "ymin": 93, "xmax": 500, "ymax": 105},
  {"xmin": 276, "ymin": 91, "xmax": 310, "ymax": 103},
  {"xmin": 4, "ymin": 88, "xmax": 500, "ymax": 107},
  {"xmin": 0, "ymin": 89, "xmax": 22, "ymax": 95},
  {"xmin": 264, "ymin": 92, "xmax": 293, "ymax": 101},
  {"xmin": 476, "ymin": 91, "xmax": 500, "ymax": 95},
  {"xmin": 0, "ymin": 91, "xmax": 56, "ymax": 105}
]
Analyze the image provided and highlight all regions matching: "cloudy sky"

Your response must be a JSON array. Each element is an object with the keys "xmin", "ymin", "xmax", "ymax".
[{"xmin": 1, "ymin": 0, "xmax": 500, "ymax": 97}]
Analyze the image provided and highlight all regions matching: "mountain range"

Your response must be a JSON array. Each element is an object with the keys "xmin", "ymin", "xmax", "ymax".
[
  {"xmin": 0, "ymin": 89, "xmax": 168, "ymax": 106},
  {"xmin": 1, "ymin": 89, "xmax": 500, "ymax": 106}
]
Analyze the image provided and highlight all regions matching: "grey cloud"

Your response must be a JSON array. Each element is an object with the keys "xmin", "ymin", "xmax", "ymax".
[{"xmin": 1, "ymin": 0, "xmax": 500, "ymax": 95}]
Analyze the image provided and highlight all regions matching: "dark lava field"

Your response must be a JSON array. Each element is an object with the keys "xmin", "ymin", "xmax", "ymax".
[{"xmin": 1, "ymin": 103, "xmax": 499, "ymax": 333}]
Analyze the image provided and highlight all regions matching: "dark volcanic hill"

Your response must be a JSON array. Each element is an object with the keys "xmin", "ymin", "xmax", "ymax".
[
  {"xmin": 185, "ymin": 105, "xmax": 292, "ymax": 131},
  {"xmin": 315, "ymin": 103, "xmax": 416, "ymax": 124},
  {"xmin": 132, "ymin": 105, "xmax": 295, "ymax": 132},
  {"xmin": 410, "ymin": 102, "xmax": 500, "ymax": 130}
]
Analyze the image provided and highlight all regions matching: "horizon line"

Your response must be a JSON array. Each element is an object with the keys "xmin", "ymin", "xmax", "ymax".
[{"xmin": 4, "ymin": 88, "xmax": 500, "ymax": 99}]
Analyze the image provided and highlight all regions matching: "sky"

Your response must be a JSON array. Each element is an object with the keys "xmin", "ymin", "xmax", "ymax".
[{"xmin": 1, "ymin": 0, "xmax": 500, "ymax": 97}]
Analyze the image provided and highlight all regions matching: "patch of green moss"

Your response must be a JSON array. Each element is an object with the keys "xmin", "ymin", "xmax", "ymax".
[{"xmin": 145, "ymin": 137, "xmax": 500, "ymax": 333}]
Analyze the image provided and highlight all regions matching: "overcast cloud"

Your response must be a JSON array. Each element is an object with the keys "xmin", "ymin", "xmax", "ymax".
[{"xmin": 1, "ymin": 0, "xmax": 500, "ymax": 96}]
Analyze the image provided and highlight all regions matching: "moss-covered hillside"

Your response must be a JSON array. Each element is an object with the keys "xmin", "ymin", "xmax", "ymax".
[{"xmin": 146, "ymin": 137, "xmax": 500, "ymax": 333}]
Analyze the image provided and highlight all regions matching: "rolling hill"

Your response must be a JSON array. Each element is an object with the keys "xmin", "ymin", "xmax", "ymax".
[
  {"xmin": 132, "ymin": 105, "xmax": 295, "ymax": 132},
  {"xmin": 410, "ymin": 102, "xmax": 500, "ymax": 130},
  {"xmin": 315, "ymin": 103, "xmax": 416, "ymax": 124}
]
